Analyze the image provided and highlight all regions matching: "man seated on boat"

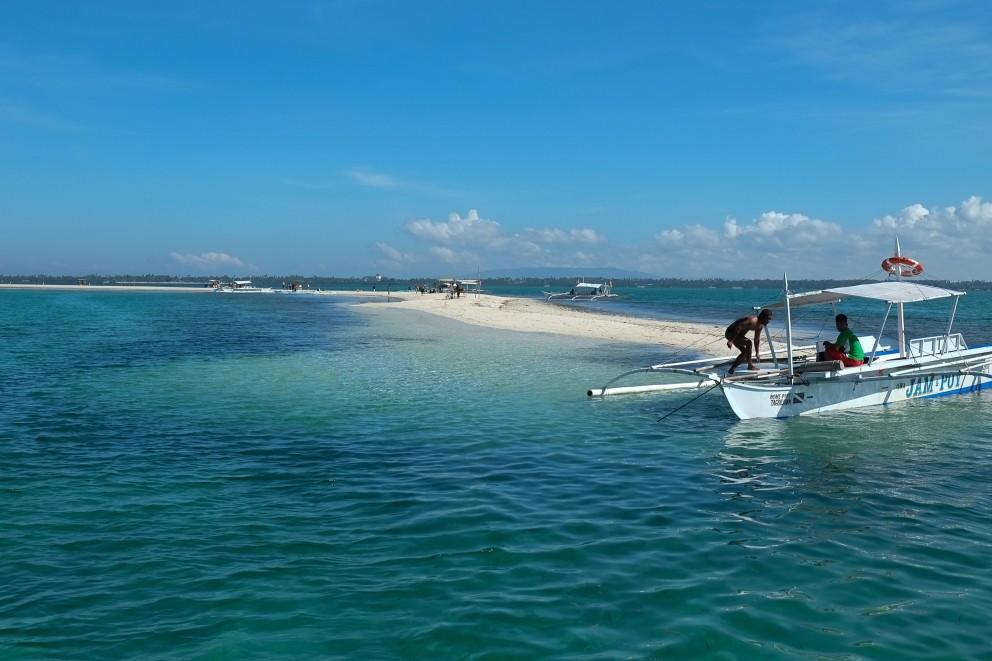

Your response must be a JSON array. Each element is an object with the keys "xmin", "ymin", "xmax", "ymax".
[
  {"xmin": 725, "ymin": 308, "xmax": 773, "ymax": 374},
  {"xmin": 823, "ymin": 313, "xmax": 864, "ymax": 367}
]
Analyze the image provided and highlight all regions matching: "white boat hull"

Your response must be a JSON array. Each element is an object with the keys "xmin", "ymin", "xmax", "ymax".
[
  {"xmin": 215, "ymin": 287, "xmax": 274, "ymax": 293},
  {"xmin": 723, "ymin": 370, "xmax": 989, "ymax": 419},
  {"xmin": 722, "ymin": 351, "xmax": 992, "ymax": 419},
  {"xmin": 589, "ymin": 269, "xmax": 992, "ymax": 420}
]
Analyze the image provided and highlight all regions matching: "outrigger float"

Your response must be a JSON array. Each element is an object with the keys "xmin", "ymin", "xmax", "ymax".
[{"xmin": 588, "ymin": 247, "xmax": 992, "ymax": 419}]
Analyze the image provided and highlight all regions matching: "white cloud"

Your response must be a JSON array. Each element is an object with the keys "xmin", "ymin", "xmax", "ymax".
[
  {"xmin": 642, "ymin": 196, "xmax": 992, "ymax": 279},
  {"xmin": 373, "ymin": 242, "xmax": 419, "ymax": 264},
  {"xmin": 767, "ymin": 8, "xmax": 992, "ymax": 98},
  {"xmin": 345, "ymin": 166, "xmax": 464, "ymax": 198},
  {"xmin": 377, "ymin": 197, "xmax": 992, "ymax": 280},
  {"xmin": 430, "ymin": 246, "xmax": 462, "ymax": 264},
  {"xmin": 368, "ymin": 209, "xmax": 609, "ymax": 275},
  {"xmin": 958, "ymin": 195, "xmax": 992, "ymax": 224},
  {"xmin": 399, "ymin": 209, "xmax": 611, "ymax": 272},
  {"xmin": 406, "ymin": 211, "xmax": 606, "ymax": 260},
  {"xmin": 523, "ymin": 227, "xmax": 605, "ymax": 245},
  {"xmin": 346, "ymin": 167, "xmax": 404, "ymax": 190},
  {"xmin": 875, "ymin": 203, "xmax": 931, "ymax": 231},
  {"xmin": 408, "ymin": 209, "xmax": 506, "ymax": 246},
  {"xmin": 168, "ymin": 251, "xmax": 244, "ymax": 271},
  {"xmin": 867, "ymin": 196, "xmax": 992, "ymax": 266},
  {"xmin": 650, "ymin": 210, "xmax": 852, "ymax": 277}
]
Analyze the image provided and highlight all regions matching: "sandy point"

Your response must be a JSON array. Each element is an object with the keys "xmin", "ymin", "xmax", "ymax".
[{"xmin": 356, "ymin": 290, "xmax": 725, "ymax": 354}]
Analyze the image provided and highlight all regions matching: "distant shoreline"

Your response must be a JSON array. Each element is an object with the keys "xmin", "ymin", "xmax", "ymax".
[
  {"xmin": 0, "ymin": 283, "xmax": 394, "ymax": 295},
  {"xmin": 0, "ymin": 283, "xmax": 214, "ymax": 292}
]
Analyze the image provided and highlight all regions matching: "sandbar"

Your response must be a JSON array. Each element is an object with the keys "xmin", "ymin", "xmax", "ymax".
[
  {"xmin": 0, "ymin": 284, "xmax": 728, "ymax": 356},
  {"xmin": 353, "ymin": 290, "xmax": 727, "ymax": 356}
]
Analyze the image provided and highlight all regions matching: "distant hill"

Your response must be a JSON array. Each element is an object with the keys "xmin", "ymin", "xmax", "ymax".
[{"xmin": 478, "ymin": 266, "xmax": 656, "ymax": 279}]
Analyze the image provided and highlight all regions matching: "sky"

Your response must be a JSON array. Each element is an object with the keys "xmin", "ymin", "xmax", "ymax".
[{"xmin": 2, "ymin": 0, "xmax": 991, "ymax": 281}]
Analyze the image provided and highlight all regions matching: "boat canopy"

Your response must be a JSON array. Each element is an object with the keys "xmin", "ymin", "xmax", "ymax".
[
  {"xmin": 767, "ymin": 281, "xmax": 964, "ymax": 309},
  {"xmin": 575, "ymin": 282, "xmax": 605, "ymax": 289}
]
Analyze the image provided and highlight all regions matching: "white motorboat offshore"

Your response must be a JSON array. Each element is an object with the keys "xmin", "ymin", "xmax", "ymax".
[
  {"xmin": 545, "ymin": 280, "xmax": 619, "ymax": 301},
  {"xmin": 214, "ymin": 280, "xmax": 274, "ymax": 293},
  {"xmin": 589, "ymin": 246, "xmax": 992, "ymax": 419}
]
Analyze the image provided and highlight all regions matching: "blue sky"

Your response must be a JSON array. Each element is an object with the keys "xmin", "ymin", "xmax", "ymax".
[{"xmin": 2, "ymin": 1, "xmax": 990, "ymax": 280}]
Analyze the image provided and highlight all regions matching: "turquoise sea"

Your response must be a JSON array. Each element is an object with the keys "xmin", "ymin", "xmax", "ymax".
[{"xmin": 3, "ymin": 286, "xmax": 992, "ymax": 660}]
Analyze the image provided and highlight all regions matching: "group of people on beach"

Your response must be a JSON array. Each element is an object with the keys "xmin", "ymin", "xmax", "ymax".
[
  {"xmin": 723, "ymin": 309, "xmax": 864, "ymax": 374},
  {"xmin": 412, "ymin": 282, "xmax": 462, "ymax": 297}
]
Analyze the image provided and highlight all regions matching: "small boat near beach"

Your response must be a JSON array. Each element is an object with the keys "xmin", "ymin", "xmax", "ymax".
[
  {"xmin": 545, "ymin": 280, "xmax": 618, "ymax": 301},
  {"xmin": 214, "ymin": 280, "xmax": 274, "ymax": 293},
  {"xmin": 589, "ymin": 247, "xmax": 992, "ymax": 419}
]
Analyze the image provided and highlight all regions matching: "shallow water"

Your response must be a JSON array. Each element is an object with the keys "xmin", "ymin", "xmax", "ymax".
[{"xmin": 2, "ymin": 289, "xmax": 992, "ymax": 659}]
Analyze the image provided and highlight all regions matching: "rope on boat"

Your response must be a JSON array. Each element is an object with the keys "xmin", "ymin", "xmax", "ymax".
[{"xmin": 656, "ymin": 383, "xmax": 720, "ymax": 422}]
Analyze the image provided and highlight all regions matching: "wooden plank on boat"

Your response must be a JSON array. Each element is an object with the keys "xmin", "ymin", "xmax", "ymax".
[{"xmin": 797, "ymin": 360, "xmax": 844, "ymax": 373}]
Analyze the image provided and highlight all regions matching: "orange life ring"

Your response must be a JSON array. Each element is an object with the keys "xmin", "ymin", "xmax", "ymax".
[{"xmin": 882, "ymin": 255, "xmax": 924, "ymax": 277}]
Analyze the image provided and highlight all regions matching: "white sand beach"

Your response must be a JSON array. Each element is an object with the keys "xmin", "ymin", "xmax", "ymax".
[
  {"xmin": 352, "ymin": 290, "xmax": 726, "ymax": 355},
  {"xmin": 1, "ymin": 284, "xmax": 729, "ymax": 355}
]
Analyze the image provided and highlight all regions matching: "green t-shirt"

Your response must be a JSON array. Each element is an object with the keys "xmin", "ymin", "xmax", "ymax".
[{"xmin": 835, "ymin": 328, "xmax": 864, "ymax": 361}]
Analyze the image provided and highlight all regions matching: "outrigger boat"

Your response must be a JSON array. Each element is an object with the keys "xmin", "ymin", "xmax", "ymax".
[
  {"xmin": 589, "ymin": 248, "xmax": 992, "ymax": 419},
  {"xmin": 214, "ymin": 280, "xmax": 274, "ymax": 293},
  {"xmin": 545, "ymin": 280, "xmax": 618, "ymax": 301}
]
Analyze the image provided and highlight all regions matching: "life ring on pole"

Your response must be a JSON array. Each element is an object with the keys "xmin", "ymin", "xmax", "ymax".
[{"xmin": 882, "ymin": 255, "xmax": 924, "ymax": 277}]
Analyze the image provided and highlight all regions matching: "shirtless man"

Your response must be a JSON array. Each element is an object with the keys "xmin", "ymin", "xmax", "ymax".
[{"xmin": 724, "ymin": 309, "xmax": 773, "ymax": 374}]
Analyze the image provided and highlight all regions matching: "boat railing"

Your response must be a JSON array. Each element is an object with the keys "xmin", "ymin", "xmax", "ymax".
[{"xmin": 909, "ymin": 333, "xmax": 967, "ymax": 357}]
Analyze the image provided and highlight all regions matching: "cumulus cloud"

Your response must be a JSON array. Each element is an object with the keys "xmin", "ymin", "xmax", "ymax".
[
  {"xmin": 371, "ymin": 210, "xmax": 604, "ymax": 275},
  {"xmin": 868, "ymin": 196, "xmax": 992, "ymax": 265},
  {"xmin": 641, "ymin": 211, "xmax": 860, "ymax": 279},
  {"xmin": 394, "ymin": 209, "xmax": 610, "ymax": 272},
  {"xmin": 960, "ymin": 195, "xmax": 992, "ymax": 223},
  {"xmin": 374, "ymin": 197, "xmax": 991, "ymax": 280},
  {"xmin": 874, "ymin": 196, "xmax": 992, "ymax": 236},
  {"xmin": 652, "ymin": 211, "xmax": 848, "ymax": 277},
  {"xmin": 408, "ymin": 209, "xmax": 507, "ymax": 247},
  {"xmin": 646, "ymin": 196, "xmax": 992, "ymax": 279},
  {"xmin": 168, "ymin": 251, "xmax": 244, "ymax": 270}
]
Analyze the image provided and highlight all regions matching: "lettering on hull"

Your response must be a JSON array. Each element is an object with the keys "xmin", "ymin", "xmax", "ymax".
[
  {"xmin": 770, "ymin": 392, "xmax": 806, "ymax": 406},
  {"xmin": 905, "ymin": 374, "xmax": 965, "ymax": 398}
]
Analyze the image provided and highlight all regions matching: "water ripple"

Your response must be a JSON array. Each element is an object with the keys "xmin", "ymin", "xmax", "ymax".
[{"xmin": 4, "ymin": 291, "xmax": 992, "ymax": 659}]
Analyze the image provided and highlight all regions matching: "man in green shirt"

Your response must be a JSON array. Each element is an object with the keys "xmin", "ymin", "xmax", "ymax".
[{"xmin": 823, "ymin": 313, "xmax": 865, "ymax": 367}]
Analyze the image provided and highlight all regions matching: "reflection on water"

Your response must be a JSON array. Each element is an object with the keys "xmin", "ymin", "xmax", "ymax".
[{"xmin": 712, "ymin": 397, "xmax": 992, "ymax": 559}]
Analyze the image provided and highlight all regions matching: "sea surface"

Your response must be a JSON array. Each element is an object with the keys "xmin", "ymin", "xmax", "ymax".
[{"xmin": 3, "ymin": 286, "xmax": 992, "ymax": 660}]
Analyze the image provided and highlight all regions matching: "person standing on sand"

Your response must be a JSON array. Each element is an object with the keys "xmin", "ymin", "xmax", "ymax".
[{"xmin": 724, "ymin": 309, "xmax": 773, "ymax": 374}]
